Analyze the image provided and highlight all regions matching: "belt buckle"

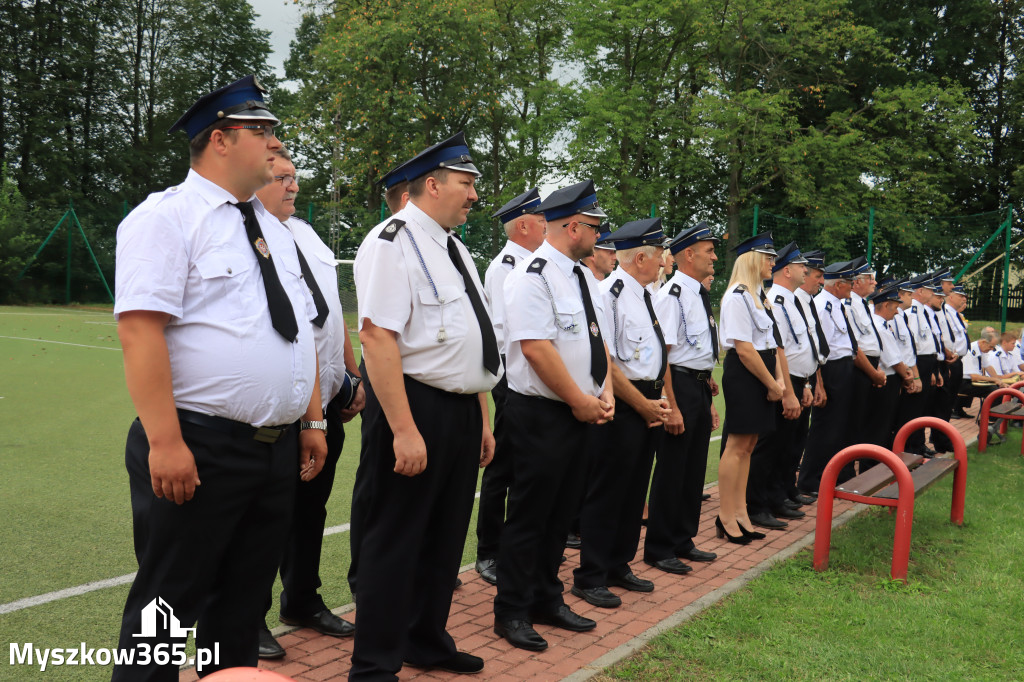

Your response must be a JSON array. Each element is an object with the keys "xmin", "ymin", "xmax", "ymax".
[
  {"xmin": 253, "ymin": 426, "xmax": 282, "ymax": 444},
  {"xmin": 653, "ymin": 379, "xmax": 664, "ymax": 391},
  {"xmin": 698, "ymin": 371, "xmax": 710, "ymax": 382}
]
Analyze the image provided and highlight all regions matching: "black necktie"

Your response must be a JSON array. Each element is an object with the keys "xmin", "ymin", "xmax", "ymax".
[
  {"xmin": 903, "ymin": 311, "xmax": 918, "ymax": 355},
  {"xmin": 759, "ymin": 289, "xmax": 785, "ymax": 348},
  {"xmin": 840, "ymin": 303, "xmax": 858, "ymax": 352},
  {"xmin": 861, "ymin": 299, "xmax": 884, "ymax": 350},
  {"xmin": 699, "ymin": 286, "xmax": 719, "ymax": 361},
  {"xmin": 806, "ymin": 296, "xmax": 830, "ymax": 359},
  {"xmin": 446, "ymin": 236, "xmax": 500, "ymax": 375},
  {"xmin": 644, "ymin": 289, "xmax": 668, "ymax": 381},
  {"xmin": 573, "ymin": 265, "xmax": 609, "ymax": 385},
  {"xmin": 233, "ymin": 201, "xmax": 298, "ymax": 342},
  {"xmin": 293, "ymin": 246, "xmax": 329, "ymax": 328},
  {"xmin": 793, "ymin": 297, "xmax": 819, "ymax": 365}
]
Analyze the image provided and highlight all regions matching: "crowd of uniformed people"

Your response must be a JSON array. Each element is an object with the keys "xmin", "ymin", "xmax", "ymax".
[{"xmin": 111, "ymin": 77, "xmax": 1023, "ymax": 682}]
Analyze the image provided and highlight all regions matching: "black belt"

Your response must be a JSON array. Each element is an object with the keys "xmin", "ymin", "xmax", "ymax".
[
  {"xmin": 672, "ymin": 366, "xmax": 712, "ymax": 382},
  {"xmin": 630, "ymin": 378, "xmax": 664, "ymax": 396},
  {"xmin": 177, "ymin": 409, "xmax": 293, "ymax": 444},
  {"xmin": 726, "ymin": 348, "xmax": 776, "ymax": 360}
]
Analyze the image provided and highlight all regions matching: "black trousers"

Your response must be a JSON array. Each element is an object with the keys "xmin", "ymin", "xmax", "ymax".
[
  {"xmin": 787, "ymin": 373, "xmax": 816, "ymax": 499},
  {"xmin": 749, "ymin": 375, "xmax": 807, "ymax": 514},
  {"xmin": 112, "ymin": 418, "xmax": 297, "ymax": 681},
  {"xmin": 494, "ymin": 392, "xmax": 589, "ymax": 621},
  {"xmin": 931, "ymin": 360, "xmax": 959, "ymax": 452},
  {"xmin": 265, "ymin": 392, "xmax": 346, "ymax": 621},
  {"xmin": 349, "ymin": 375, "xmax": 481, "ymax": 680},
  {"xmin": 865, "ymin": 373, "xmax": 903, "ymax": 449},
  {"xmin": 844, "ymin": 355, "xmax": 880, "ymax": 480},
  {"xmin": 895, "ymin": 355, "xmax": 937, "ymax": 452},
  {"xmin": 645, "ymin": 368, "xmax": 713, "ymax": 561},
  {"xmin": 574, "ymin": 386, "xmax": 662, "ymax": 588},
  {"xmin": 798, "ymin": 357, "xmax": 855, "ymax": 494},
  {"xmin": 475, "ymin": 372, "xmax": 510, "ymax": 561}
]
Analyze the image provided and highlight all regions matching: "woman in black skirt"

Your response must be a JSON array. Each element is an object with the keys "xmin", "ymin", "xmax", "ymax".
[{"xmin": 717, "ymin": 233, "xmax": 786, "ymax": 543}]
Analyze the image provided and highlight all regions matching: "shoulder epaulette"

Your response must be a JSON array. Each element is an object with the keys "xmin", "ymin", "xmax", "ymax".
[
  {"xmin": 774, "ymin": 294, "xmax": 785, "ymax": 305},
  {"xmin": 971, "ymin": 348, "xmax": 978, "ymax": 356},
  {"xmin": 502, "ymin": 254, "xmax": 516, "ymax": 267},
  {"xmin": 668, "ymin": 283, "xmax": 682, "ymax": 298},
  {"xmin": 734, "ymin": 284, "xmax": 748, "ymax": 294},
  {"xmin": 610, "ymin": 279, "xmax": 624, "ymax": 298},
  {"xmin": 911, "ymin": 304, "xmax": 918, "ymax": 313},
  {"xmin": 825, "ymin": 301, "xmax": 833, "ymax": 313},
  {"xmin": 378, "ymin": 218, "xmax": 405, "ymax": 241},
  {"xmin": 528, "ymin": 257, "xmax": 547, "ymax": 273}
]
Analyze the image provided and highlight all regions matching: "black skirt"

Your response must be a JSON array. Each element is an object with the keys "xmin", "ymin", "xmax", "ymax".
[{"xmin": 722, "ymin": 348, "xmax": 777, "ymax": 435}]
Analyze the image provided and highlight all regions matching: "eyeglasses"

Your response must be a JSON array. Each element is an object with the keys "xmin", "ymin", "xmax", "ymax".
[
  {"xmin": 220, "ymin": 123, "xmax": 276, "ymax": 138},
  {"xmin": 563, "ymin": 221, "xmax": 602, "ymax": 233},
  {"xmin": 273, "ymin": 174, "xmax": 296, "ymax": 186}
]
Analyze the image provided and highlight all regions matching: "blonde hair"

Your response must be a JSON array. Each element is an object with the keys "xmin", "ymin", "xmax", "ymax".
[{"xmin": 727, "ymin": 251, "xmax": 770, "ymax": 309}]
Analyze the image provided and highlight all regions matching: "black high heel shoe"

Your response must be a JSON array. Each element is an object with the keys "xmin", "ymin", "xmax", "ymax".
[
  {"xmin": 715, "ymin": 516, "xmax": 752, "ymax": 545},
  {"xmin": 738, "ymin": 523, "xmax": 766, "ymax": 540}
]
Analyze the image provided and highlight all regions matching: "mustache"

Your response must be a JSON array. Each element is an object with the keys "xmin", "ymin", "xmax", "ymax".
[{"xmin": 283, "ymin": 192, "xmax": 298, "ymax": 201}]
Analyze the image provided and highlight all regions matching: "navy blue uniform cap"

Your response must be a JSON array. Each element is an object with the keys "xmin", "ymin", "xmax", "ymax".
[
  {"xmin": 668, "ymin": 221, "xmax": 719, "ymax": 255},
  {"xmin": 772, "ymin": 242, "xmax": 808, "ymax": 272},
  {"xmin": 603, "ymin": 217, "xmax": 666, "ymax": 250},
  {"xmin": 732, "ymin": 231, "xmax": 776, "ymax": 257},
  {"xmin": 537, "ymin": 180, "xmax": 607, "ymax": 221},
  {"xmin": 823, "ymin": 260, "xmax": 855, "ymax": 280},
  {"xmin": 492, "ymin": 188, "xmax": 542, "ymax": 221},
  {"xmin": 594, "ymin": 225, "xmax": 616, "ymax": 251},
  {"xmin": 169, "ymin": 75, "xmax": 280, "ymax": 140},
  {"xmin": 801, "ymin": 249, "xmax": 825, "ymax": 269},
  {"xmin": 389, "ymin": 131, "xmax": 481, "ymax": 184},
  {"xmin": 869, "ymin": 285, "xmax": 901, "ymax": 304}
]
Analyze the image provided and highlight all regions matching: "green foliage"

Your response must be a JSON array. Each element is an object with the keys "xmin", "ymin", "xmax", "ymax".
[{"xmin": 0, "ymin": 168, "xmax": 39, "ymax": 303}]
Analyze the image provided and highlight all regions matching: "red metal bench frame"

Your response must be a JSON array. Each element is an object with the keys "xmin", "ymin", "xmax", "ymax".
[
  {"xmin": 813, "ymin": 417, "xmax": 967, "ymax": 582},
  {"xmin": 977, "ymin": 387, "xmax": 1024, "ymax": 453}
]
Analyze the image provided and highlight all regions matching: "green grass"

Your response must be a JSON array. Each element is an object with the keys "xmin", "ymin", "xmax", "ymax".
[{"xmin": 599, "ymin": 432, "xmax": 1024, "ymax": 681}]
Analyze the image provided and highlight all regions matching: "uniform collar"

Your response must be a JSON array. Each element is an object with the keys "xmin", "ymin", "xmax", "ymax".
[
  {"xmin": 674, "ymin": 271, "xmax": 702, "ymax": 296},
  {"xmin": 183, "ymin": 168, "xmax": 268, "ymax": 215},
  {"xmin": 613, "ymin": 268, "xmax": 646, "ymax": 298},
  {"xmin": 768, "ymin": 282, "xmax": 795, "ymax": 303},
  {"xmin": 402, "ymin": 200, "xmax": 450, "ymax": 245},
  {"xmin": 504, "ymin": 240, "xmax": 534, "ymax": 261},
  {"xmin": 537, "ymin": 240, "xmax": 577, "ymax": 278}
]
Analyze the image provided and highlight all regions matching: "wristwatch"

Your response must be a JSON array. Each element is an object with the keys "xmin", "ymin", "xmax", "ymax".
[{"xmin": 300, "ymin": 419, "xmax": 328, "ymax": 434}]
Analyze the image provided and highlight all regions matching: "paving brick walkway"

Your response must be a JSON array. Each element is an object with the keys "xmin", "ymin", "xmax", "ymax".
[{"xmin": 181, "ymin": 412, "xmax": 980, "ymax": 682}]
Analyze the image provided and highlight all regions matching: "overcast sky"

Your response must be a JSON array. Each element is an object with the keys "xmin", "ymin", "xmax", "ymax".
[{"xmin": 249, "ymin": 0, "xmax": 304, "ymax": 81}]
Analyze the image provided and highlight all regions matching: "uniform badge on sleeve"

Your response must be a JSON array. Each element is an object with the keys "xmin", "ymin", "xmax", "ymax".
[{"xmin": 254, "ymin": 237, "xmax": 271, "ymax": 258}]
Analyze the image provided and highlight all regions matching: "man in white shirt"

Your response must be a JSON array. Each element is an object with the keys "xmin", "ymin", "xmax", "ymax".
[{"xmin": 475, "ymin": 188, "xmax": 547, "ymax": 586}]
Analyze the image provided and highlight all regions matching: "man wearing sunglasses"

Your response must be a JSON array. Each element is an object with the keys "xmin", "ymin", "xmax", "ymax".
[{"xmin": 112, "ymin": 75, "xmax": 325, "ymax": 680}]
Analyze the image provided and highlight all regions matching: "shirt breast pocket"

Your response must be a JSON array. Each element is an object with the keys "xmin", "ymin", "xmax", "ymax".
[
  {"xmin": 623, "ymin": 324, "xmax": 652, "ymax": 360},
  {"xmin": 554, "ymin": 297, "xmax": 584, "ymax": 340},
  {"xmin": 418, "ymin": 284, "xmax": 468, "ymax": 341},
  {"xmin": 193, "ymin": 251, "xmax": 253, "ymax": 314}
]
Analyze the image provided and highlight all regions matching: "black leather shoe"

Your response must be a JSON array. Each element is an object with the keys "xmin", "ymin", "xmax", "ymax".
[
  {"xmin": 608, "ymin": 571, "xmax": 655, "ymax": 592},
  {"xmin": 530, "ymin": 604, "xmax": 596, "ymax": 632},
  {"xmin": 679, "ymin": 547, "xmax": 717, "ymax": 563},
  {"xmin": 570, "ymin": 585, "xmax": 621, "ymax": 608},
  {"xmin": 565, "ymin": 532, "xmax": 582, "ymax": 549},
  {"xmin": 783, "ymin": 498, "xmax": 802, "ymax": 509},
  {"xmin": 455, "ymin": 577, "xmax": 463, "ymax": 589},
  {"xmin": 790, "ymin": 492, "xmax": 816, "ymax": 505},
  {"xmin": 475, "ymin": 558, "xmax": 497, "ymax": 585},
  {"xmin": 279, "ymin": 609, "xmax": 355, "ymax": 637},
  {"xmin": 771, "ymin": 506, "xmax": 806, "ymax": 519},
  {"xmin": 258, "ymin": 627, "xmax": 285, "ymax": 660},
  {"xmin": 404, "ymin": 651, "xmax": 484, "ymax": 674},
  {"xmin": 702, "ymin": 492, "xmax": 711, "ymax": 501},
  {"xmin": 494, "ymin": 619, "xmax": 548, "ymax": 651},
  {"xmin": 951, "ymin": 409, "xmax": 971, "ymax": 419},
  {"xmin": 644, "ymin": 557, "xmax": 692, "ymax": 574},
  {"xmin": 749, "ymin": 512, "xmax": 788, "ymax": 529}
]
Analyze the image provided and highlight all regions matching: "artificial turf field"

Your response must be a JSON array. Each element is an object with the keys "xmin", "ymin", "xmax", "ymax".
[{"xmin": 0, "ymin": 304, "xmax": 724, "ymax": 681}]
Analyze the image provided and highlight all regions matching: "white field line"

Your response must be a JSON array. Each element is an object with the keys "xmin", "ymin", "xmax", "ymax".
[
  {"xmin": 0, "ymin": 311, "xmax": 109, "ymax": 317},
  {"xmin": 0, "ymin": 335, "xmax": 120, "ymax": 351},
  {"xmin": 0, "ymin": 492, "xmax": 481, "ymax": 615}
]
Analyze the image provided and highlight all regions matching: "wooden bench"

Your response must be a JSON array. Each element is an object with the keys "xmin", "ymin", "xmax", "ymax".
[
  {"xmin": 977, "ymin": 386, "xmax": 1024, "ymax": 454},
  {"xmin": 813, "ymin": 417, "xmax": 967, "ymax": 582}
]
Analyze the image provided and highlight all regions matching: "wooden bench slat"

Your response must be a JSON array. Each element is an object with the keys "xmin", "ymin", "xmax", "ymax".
[
  {"xmin": 988, "ymin": 403, "xmax": 1024, "ymax": 416},
  {"xmin": 835, "ymin": 452, "xmax": 924, "ymax": 496},
  {"xmin": 873, "ymin": 458, "xmax": 959, "ymax": 500}
]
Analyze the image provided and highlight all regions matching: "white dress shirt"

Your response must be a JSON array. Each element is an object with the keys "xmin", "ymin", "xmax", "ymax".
[
  {"xmin": 503, "ymin": 240, "xmax": 609, "ymax": 400},
  {"xmin": 768, "ymin": 284, "xmax": 816, "ymax": 378},
  {"xmin": 906, "ymin": 302, "xmax": 941, "ymax": 358},
  {"xmin": 484, "ymin": 239, "xmax": 534, "ymax": 353},
  {"xmin": 600, "ymin": 269, "xmax": 665, "ymax": 380},
  {"xmin": 814, "ymin": 289, "xmax": 854, "ymax": 360},
  {"xmin": 354, "ymin": 200, "xmax": 501, "ymax": 394},
  {"xmin": 720, "ymin": 284, "xmax": 775, "ymax": 352},
  {"xmin": 848, "ymin": 292, "xmax": 881, "ymax": 357},
  {"xmin": 114, "ymin": 169, "xmax": 318, "ymax": 427},
  {"xmin": 654, "ymin": 271, "xmax": 715, "ymax": 371},
  {"xmin": 874, "ymin": 313, "xmax": 904, "ymax": 376},
  {"xmin": 287, "ymin": 216, "xmax": 347, "ymax": 409}
]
